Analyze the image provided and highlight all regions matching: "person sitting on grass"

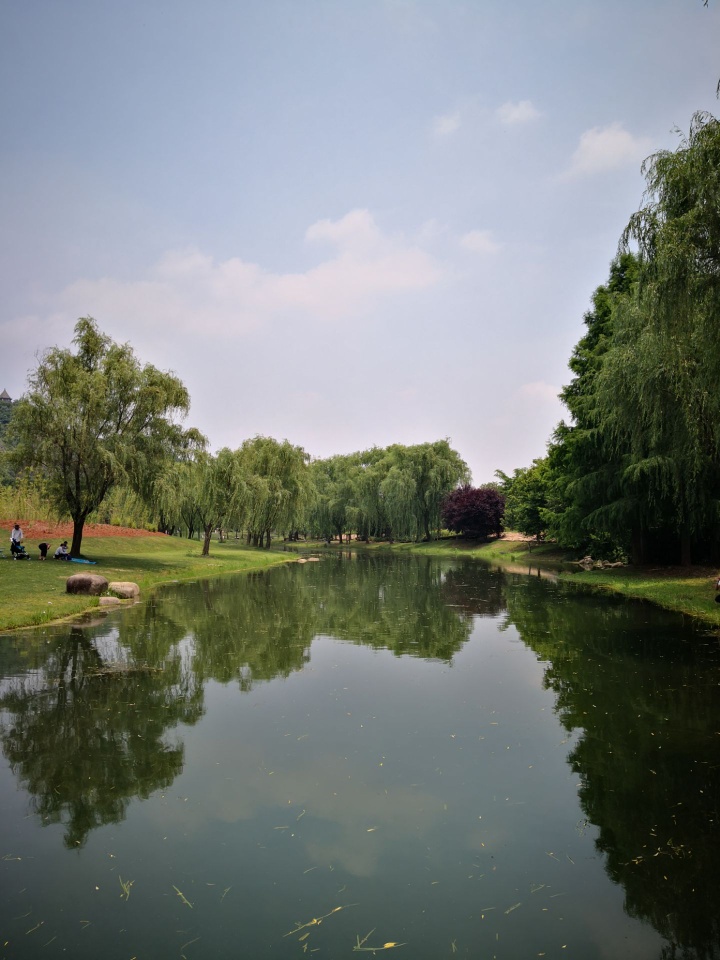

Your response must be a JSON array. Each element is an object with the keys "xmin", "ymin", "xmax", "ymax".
[{"xmin": 54, "ymin": 541, "xmax": 70, "ymax": 560}]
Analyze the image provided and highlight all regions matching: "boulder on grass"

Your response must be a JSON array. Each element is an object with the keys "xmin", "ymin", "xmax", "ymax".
[
  {"xmin": 66, "ymin": 574, "xmax": 109, "ymax": 596},
  {"xmin": 99, "ymin": 596, "xmax": 122, "ymax": 606},
  {"xmin": 108, "ymin": 581, "xmax": 140, "ymax": 599}
]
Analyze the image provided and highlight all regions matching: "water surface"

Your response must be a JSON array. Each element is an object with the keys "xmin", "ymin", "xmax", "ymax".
[{"xmin": 1, "ymin": 554, "xmax": 718, "ymax": 959}]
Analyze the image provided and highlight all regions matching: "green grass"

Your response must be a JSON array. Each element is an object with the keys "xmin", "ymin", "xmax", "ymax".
[{"xmin": 0, "ymin": 535, "xmax": 294, "ymax": 632}]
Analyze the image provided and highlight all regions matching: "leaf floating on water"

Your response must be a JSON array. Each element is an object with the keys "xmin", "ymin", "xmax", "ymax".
[
  {"xmin": 353, "ymin": 930, "xmax": 407, "ymax": 952},
  {"xmin": 285, "ymin": 904, "xmax": 357, "ymax": 938},
  {"xmin": 173, "ymin": 885, "xmax": 193, "ymax": 909},
  {"xmin": 367, "ymin": 827, "xmax": 377, "ymax": 833},
  {"xmin": 119, "ymin": 876, "xmax": 134, "ymax": 900},
  {"xmin": 505, "ymin": 902, "xmax": 522, "ymax": 915}
]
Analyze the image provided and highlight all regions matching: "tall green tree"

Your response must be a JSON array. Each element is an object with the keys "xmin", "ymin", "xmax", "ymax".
[
  {"xmin": 544, "ymin": 254, "xmax": 642, "ymax": 557},
  {"xmin": 9, "ymin": 318, "xmax": 201, "ymax": 556},
  {"xmin": 596, "ymin": 112, "xmax": 720, "ymax": 563},
  {"xmin": 497, "ymin": 459, "xmax": 551, "ymax": 540}
]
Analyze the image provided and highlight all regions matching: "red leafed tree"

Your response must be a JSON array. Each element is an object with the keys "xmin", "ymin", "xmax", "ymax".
[{"xmin": 441, "ymin": 485, "xmax": 505, "ymax": 539}]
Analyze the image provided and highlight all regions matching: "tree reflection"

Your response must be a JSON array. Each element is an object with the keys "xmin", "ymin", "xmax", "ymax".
[
  {"xmin": 0, "ymin": 626, "xmax": 203, "ymax": 849},
  {"xmin": 504, "ymin": 577, "xmax": 720, "ymax": 959},
  {"xmin": 0, "ymin": 556, "xmax": 479, "ymax": 850},
  {"xmin": 321, "ymin": 555, "xmax": 474, "ymax": 659},
  {"xmin": 439, "ymin": 560, "xmax": 506, "ymax": 618}
]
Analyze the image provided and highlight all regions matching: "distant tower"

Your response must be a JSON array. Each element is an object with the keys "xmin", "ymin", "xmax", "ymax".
[{"xmin": 0, "ymin": 389, "xmax": 11, "ymax": 404}]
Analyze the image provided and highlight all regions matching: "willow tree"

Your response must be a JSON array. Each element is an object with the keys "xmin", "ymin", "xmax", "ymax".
[
  {"xmin": 180, "ymin": 449, "xmax": 246, "ymax": 556},
  {"xmin": 595, "ymin": 112, "xmax": 720, "ymax": 563},
  {"xmin": 380, "ymin": 441, "xmax": 469, "ymax": 540},
  {"xmin": 237, "ymin": 436, "xmax": 313, "ymax": 547},
  {"xmin": 308, "ymin": 454, "xmax": 361, "ymax": 542},
  {"xmin": 9, "ymin": 318, "xmax": 199, "ymax": 556}
]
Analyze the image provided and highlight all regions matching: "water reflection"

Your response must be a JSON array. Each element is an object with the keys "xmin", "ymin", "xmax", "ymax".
[
  {"xmin": 503, "ymin": 575, "xmax": 720, "ymax": 960},
  {"xmin": 0, "ymin": 627, "xmax": 203, "ymax": 849},
  {"xmin": 0, "ymin": 557, "xmax": 718, "ymax": 959},
  {"xmin": 0, "ymin": 557, "xmax": 486, "ymax": 848}
]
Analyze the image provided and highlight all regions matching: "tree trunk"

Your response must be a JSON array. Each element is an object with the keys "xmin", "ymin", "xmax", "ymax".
[
  {"xmin": 202, "ymin": 525, "xmax": 213, "ymax": 556},
  {"xmin": 70, "ymin": 517, "xmax": 86, "ymax": 557},
  {"xmin": 630, "ymin": 528, "xmax": 645, "ymax": 565},
  {"xmin": 265, "ymin": 529, "xmax": 271, "ymax": 548}
]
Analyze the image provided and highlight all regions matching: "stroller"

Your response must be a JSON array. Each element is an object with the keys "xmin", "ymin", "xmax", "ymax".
[{"xmin": 10, "ymin": 539, "xmax": 29, "ymax": 560}]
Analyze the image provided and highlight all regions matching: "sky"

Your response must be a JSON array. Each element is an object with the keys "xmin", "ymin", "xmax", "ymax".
[{"xmin": 1, "ymin": 0, "xmax": 718, "ymax": 484}]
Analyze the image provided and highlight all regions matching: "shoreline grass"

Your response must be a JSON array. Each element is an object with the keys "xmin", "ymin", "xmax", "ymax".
[
  {"xmin": 5, "ymin": 529, "xmax": 719, "ymax": 634},
  {"xmin": 0, "ymin": 534, "xmax": 295, "ymax": 633}
]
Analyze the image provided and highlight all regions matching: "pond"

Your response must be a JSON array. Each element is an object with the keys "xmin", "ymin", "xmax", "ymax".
[{"xmin": 0, "ymin": 554, "xmax": 718, "ymax": 959}]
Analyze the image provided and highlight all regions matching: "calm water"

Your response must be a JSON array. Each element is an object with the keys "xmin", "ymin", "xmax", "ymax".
[{"xmin": 1, "ymin": 554, "xmax": 719, "ymax": 960}]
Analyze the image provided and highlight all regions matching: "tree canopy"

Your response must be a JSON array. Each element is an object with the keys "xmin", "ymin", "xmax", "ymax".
[
  {"xmin": 9, "ymin": 318, "xmax": 202, "ymax": 555},
  {"xmin": 503, "ymin": 111, "xmax": 720, "ymax": 565}
]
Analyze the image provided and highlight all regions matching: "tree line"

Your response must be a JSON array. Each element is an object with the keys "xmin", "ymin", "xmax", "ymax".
[
  {"xmin": 1, "ymin": 319, "xmax": 478, "ymax": 555},
  {"xmin": 499, "ymin": 110, "xmax": 720, "ymax": 565},
  {"xmin": 5, "ymin": 107, "xmax": 716, "ymax": 565}
]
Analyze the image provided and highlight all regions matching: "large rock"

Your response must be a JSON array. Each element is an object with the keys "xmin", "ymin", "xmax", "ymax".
[
  {"xmin": 108, "ymin": 581, "xmax": 140, "ymax": 599},
  {"xmin": 98, "ymin": 596, "xmax": 122, "ymax": 606},
  {"xmin": 66, "ymin": 574, "xmax": 109, "ymax": 596}
]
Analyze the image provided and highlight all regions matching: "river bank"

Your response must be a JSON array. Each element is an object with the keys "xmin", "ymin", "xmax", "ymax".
[
  {"xmin": 305, "ymin": 535, "xmax": 720, "ymax": 628},
  {"xmin": 0, "ymin": 527, "xmax": 294, "ymax": 632}
]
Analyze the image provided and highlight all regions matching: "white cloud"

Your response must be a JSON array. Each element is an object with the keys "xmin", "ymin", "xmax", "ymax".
[
  {"xmin": 496, "ymin": 99, "xmax": 541, "ymax": 125},
  {"xmin": 49, "ymin": 210, "xmax": 445, "ymax": 338},
  {"xmin": 432, "ymin": 110, "xmax": 461, "ymax": 138},
  {"xmin": 518, "ymin": 381, "xmax": 560, "ymax": 403},
  {"xmin": 460, "ymin": 229, "xmax": 501, "ymax": 255},
  {"xmin": 563, "ymin": 122, "xmax": 652, "ymax": 179}
]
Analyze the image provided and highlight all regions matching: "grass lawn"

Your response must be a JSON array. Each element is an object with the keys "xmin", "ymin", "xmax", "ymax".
[{"xmin": 0, "ymin": 535, "xmax": 294, "ymax": 632}]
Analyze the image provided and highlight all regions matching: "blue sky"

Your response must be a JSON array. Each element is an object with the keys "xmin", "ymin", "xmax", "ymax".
[{"xmin": 1, "ymin": 0, "xmax": 718, "ymax": 483}]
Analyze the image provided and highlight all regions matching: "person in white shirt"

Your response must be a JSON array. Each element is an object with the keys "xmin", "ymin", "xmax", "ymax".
[{"xmin": 10, "ymin": 523, "xmax": 24, "ymax": 557}]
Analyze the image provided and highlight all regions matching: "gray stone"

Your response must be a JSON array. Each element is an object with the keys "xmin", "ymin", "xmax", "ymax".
[
  {"xmin": 108, "ymin": 581, "xmax": 140, "ymax": 599},
  {"xmin": 66, "ymin": 574, "xmax": 109, "ymax": 596},
  {"xmin": 98, "ymin": 596, "xmax": 122, "ymax": 606}
]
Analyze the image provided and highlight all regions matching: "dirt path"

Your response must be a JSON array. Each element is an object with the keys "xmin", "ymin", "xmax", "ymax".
[{"xmin": 0, "ymin": 519, "xmax": 165, "ymax": 540}]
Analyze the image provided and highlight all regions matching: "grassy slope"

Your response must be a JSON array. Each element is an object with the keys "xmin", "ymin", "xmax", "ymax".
[
  {"xmin": 0, "ymin": 535, "xmax": 294, "ymax": 632},
  {"xmin": 305, "ymin": 536, "xmax": 720, "ymax": 627}
]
